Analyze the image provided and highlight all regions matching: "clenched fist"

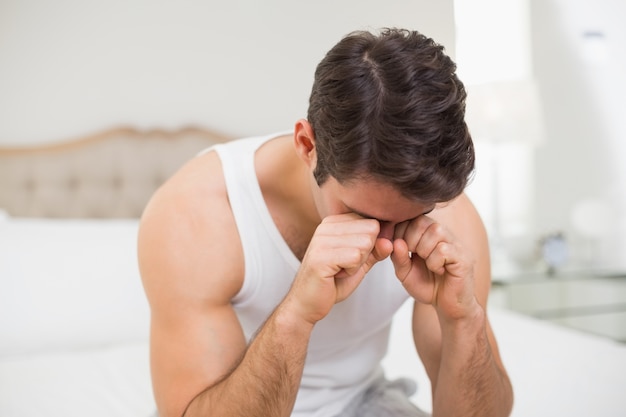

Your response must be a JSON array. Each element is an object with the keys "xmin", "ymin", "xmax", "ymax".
[
  {"xmin": 286, "ymin": 213, "xmax": 394, "ymax": 325},
  {"xmin": 391, "ymin": 215, "xmax": 478, "ymax": 321}
]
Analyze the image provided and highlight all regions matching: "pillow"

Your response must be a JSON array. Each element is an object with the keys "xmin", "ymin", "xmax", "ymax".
[{"xmin": 0, "ymin": 218, "xmax": 150, "ymax": 357}]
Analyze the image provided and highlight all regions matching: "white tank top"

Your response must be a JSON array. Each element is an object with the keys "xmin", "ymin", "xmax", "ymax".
[{"xmin": 210, "ymin": 132, "xmax": 410, "ymax": 417}]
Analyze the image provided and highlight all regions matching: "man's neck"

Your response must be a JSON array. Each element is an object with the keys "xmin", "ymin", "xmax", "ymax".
[{"xmin": 255, "ymin": 135, "xmax": 320, "ymax": 258}]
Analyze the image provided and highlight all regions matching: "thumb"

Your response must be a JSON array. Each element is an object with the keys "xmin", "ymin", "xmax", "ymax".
[
  {"xmin": 362, "ymin": 238, "xmax": 393, "ymax": 273},
  {"xmin": 374, "ymin": 238, "xmax": 394, "ymax": 260},
  {"xmin": 390, "ymin": 239, "xmax": 412, "ymax": 281}
]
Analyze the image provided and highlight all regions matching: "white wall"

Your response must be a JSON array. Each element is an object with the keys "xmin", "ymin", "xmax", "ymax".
[
  {"xmin": 4, "ymin": 0, "xmax": 624, "ymax": 271},
  {"xmin": 453, "ymin": 0, "xmax": 538, "ymax": 273},
  {"xmin": 531, "ymin": 0, "xmax": 626, "ymax": 271},
  {"xmin": 0, "ymin": 0, "xmax": 455, "ymax": 145}
]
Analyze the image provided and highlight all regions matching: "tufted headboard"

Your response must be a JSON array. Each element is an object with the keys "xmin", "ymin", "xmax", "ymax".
[{"xmin": 0, "ymin": 127, "xmax": 231, "ymax": 218}]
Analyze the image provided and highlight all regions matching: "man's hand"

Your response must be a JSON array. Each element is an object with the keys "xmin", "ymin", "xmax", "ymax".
[
  {"xmin": 391, "ymin": 215, "xmax": 479, "ymax": 321},
  {"xmin": 286, "ymin": 213, "xmax": 393, "ymax": 325}
]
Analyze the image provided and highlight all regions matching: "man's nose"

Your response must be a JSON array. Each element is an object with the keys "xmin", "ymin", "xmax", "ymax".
[{"xmin": 378, "ymin": 221, "xmax": 395, "ymax": 241}]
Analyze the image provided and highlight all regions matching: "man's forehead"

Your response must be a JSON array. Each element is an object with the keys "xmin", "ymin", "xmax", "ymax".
[{"xmin": 327, "ymin": 175, "xmax": 436, "ymax": 221}]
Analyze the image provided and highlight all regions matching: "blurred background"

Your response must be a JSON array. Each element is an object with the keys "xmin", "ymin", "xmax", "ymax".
[{"xmin": 1, "ymin": 0, "xmax": 625, "ymax": 299}]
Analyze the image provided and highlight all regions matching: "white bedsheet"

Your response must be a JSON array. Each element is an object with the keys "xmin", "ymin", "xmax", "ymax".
[
  {"xmin": 0, "ymin": 343, "xmax": 154, "ymax": 417},
  {"xmin": 1, "ymin": 217, "xmax": 626, "ymax": 416},
  {"xmin": 2, "ymin": 304, "xmax": 625, "ymax": 416},
  {"xmin": 490, "ymin": 307, "xmax": 626, "ymax": 416},
  {"xmin": 384, "ymin": 300, "xmax": 626, "ymax": 417}
]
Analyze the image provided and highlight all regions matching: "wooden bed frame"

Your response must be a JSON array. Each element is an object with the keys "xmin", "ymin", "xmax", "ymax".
[{"xmin": 0, "ymin": 126, "xmax": 230, "ymax": 218}]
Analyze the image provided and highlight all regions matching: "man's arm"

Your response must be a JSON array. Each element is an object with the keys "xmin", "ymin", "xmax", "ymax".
[
  {"xmin": 138, "ymin": 152, "xmax": 253, "ymax": 417},
  {"xmin": 139, "ymin": 158, "xmax": 313, "ymax": 416},
  {"xmin": 142, "ymin": 203, "xmax": 313, "ymax": 417},
  {"xmin": 139, "ymin": 155, "xmax": 392, "ymax": 417},
  {"xmin": 183, "ymin": 302, "xmax": 313, "ymax": 417},
  {"xmin": 392, "ymin": 193, "xmax": 513, "ymax": 417}
]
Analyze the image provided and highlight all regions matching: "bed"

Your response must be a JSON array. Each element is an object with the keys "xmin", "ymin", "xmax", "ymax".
[{"xmin": 1, "ymin": 127, "xmax": 625, "ymax": 417}]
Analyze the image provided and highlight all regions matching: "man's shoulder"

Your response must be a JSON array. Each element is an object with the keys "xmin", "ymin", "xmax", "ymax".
[
  {"xmin": 431, "ymin": 193, "xmax": 476, "ymax": 217},
  {"xmin": 154, "ymin": 147, "xmax": 235, "ymax": 230},
  {"xmin": 138, "ymin": 149, "xmax": 243, "ymax": 287},
  {"xmin": 165, "ymin": 148, "xmax": 228, "ymax": 203},
  {"xmin": 430, "ymin": 193, "xmax": 485, "ymax": 236}
]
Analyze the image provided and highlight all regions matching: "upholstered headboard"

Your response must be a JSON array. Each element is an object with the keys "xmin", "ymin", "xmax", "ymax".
[{"xmin": 0, "ymin": 127, "xmax": 231, "ymax": 218}]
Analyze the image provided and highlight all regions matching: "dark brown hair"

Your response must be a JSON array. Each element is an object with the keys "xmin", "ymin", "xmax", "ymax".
[{"xmin": 307, "ymin": 28, "xmax": 474, "ymax": 204}]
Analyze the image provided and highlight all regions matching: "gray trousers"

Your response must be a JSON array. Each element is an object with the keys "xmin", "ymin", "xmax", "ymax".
[{"xmin": 334, "ymin": 376, "xmax": 431, "ymax": 417}]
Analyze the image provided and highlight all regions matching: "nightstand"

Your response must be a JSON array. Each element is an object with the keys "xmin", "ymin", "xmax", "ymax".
[{"xmin": 489, "ymin": 271, "xmax": 626, "ymax": 343}]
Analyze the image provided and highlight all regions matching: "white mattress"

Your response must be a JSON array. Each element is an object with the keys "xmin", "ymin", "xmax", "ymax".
[{"xmin": 1, "ymin": 216, "xmax": 626, "ymax": 416}]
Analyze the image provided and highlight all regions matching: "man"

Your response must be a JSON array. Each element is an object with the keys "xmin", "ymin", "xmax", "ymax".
[{"xmin": 138, "ymin": 28, "xmax": 513, "ymax": 417}]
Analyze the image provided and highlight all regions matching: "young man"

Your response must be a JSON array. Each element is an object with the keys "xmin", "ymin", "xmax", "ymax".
[{"xmin": 138, "ymin": 28, "xmax": 513, "ymax": 417}]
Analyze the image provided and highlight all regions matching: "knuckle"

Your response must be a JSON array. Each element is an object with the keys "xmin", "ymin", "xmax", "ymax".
[
  {"xmin": 425, "ymin": 257, "xmax": 440, "ymax": 271},
  {"xmin": 364, "ymin": 219, "xmax": 380, "ymax": 235},
  {"xmin": 345, "ymin": 247, "xmax": 363, "ymax": 266},
  {"xmin": 428, "ymin": 222, "xmax": 446, "ymax": 236},
  {"xmin": 437, "ymin": 241, "xmax": 452, "ymax": 258},
  {"xmin": 363, "ymin": 232, "xmax": 377, "ymax": 247}
]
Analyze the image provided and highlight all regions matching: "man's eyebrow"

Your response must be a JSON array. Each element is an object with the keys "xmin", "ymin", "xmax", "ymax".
[{"xmin": 345, "ymin": 205, "xmax": 435, "ymax": 223}]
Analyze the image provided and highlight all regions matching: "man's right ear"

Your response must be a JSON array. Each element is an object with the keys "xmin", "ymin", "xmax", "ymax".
[{"xmin": 293, "ymin": 119, "xmax": 317, "ymax": 168}]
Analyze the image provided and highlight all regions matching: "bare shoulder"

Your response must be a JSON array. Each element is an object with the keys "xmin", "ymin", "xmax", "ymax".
[
  {"xmin": 430, "ymin": 193, "xmax": 487, "ymax": 247},
  {"xmin": 138, "ymin": 149, "xmax": 244, "ymax": 307}
]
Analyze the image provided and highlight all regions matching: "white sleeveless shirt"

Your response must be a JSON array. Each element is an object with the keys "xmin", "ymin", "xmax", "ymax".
[{"xmin": 210, "ymin": 133, "xmax": 410, "ymax": 417}]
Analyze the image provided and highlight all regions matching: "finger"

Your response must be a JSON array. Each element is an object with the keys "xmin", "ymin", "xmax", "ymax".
[
  {"xmin": 318, "ymin": 217, "xmax": 380, "ymax": 241},
  {"xmin": 393, "ymin": 221, "xmax": 410, "ymax": 241},
  {"xmin": 372, "ymin": 237, "xmax": 393, "ymax": 261},
  {"xmin": 401, "ymin": 215, "xmax": 437, "ymax": 254},
  {"xmin": 423, "ymin": 241, "xmax": 454, "ymax": 276},
  {"xmin": 413, "ymin": 222, "xmax": 449, "ymax": 259},
  {"xmin": 340, "ymin": 234, "xmax": 380, "ymax": 275},
  {"xmin": 335, "ymin": 236, "xmax": 393, "ymax": 280},
  {"xmin": 331, "ymin": 246, "xmax": 369, "ymax": 277},
  {"xmin": 338, "ymin": 238, "xmax": 389, "ymax": 277},
  {"xmin": 328, "ymin": 232, "xmax": 378, "ymax": 253}
]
